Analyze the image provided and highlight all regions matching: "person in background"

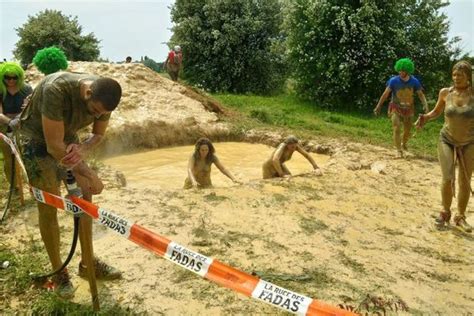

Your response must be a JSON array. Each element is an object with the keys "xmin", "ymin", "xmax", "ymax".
[
  {"xmin": 262, "ymin": 135, "xmax": 322, "ymax": 179},
  {"xmin": 184, "ymin": 137, "xmax": 239, "ymax": 188},
  {"xmin": 415, "ymin": 60, "xmax": 473, "ymax": 233},
  {"xmin": 0, "ymin": 62, "xmax": 33, "ymax": 189},
  {"xmin": 374, "ymin": 58, "xmax": 429, "ymax": 157},
  {"xmin": 165, "ymin": 45, "xmax": 182, "ymax": 82}
]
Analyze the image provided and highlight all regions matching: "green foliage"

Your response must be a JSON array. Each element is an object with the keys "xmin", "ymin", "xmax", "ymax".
[
  {"xmin": 213, "ymin": 92, "xmax": 443, "ymax": 157},
  {"xmin": 14, "ymin": 10, "xmax": 100, "ymax": 64},
  {"xmin": 286, "ymin": 0, "xmax": 460, "ymax": 110},
  {"xmin": 170, "ymin": 0, "xmax": 287, "ymax": 94},
  {"xmin": 142, "ymin": 56, "xmax": 162, "ymax": 73},
  {"xmin": 32, "ymin": 46, "xmax": 68, "ymax": 75}
]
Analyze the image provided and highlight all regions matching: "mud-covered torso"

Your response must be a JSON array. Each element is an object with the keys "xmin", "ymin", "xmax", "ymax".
[
  {"xmin": 184, "ymin": 155, "xmax": 215, "ymax": 188},
  {"xmin": 441, "ymin": 89, "xmax": 474, "ymax": 146},
  {"xmin": 193, "ymin": 157, "xmax": 213, "ymax": 186}
]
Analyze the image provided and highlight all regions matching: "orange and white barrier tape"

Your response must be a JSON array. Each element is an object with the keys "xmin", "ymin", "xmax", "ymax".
[{"xmin": 0, "ymin": 132, "xmax": 355, "ymax": 316}]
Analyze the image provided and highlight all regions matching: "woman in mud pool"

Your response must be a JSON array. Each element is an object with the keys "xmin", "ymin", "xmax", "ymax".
[
  {"xmin": 184, "ymin": 137, "xmax": 240, "ymax": 188},
  {"xmin": 262, "ymin": 135, "xmax": 322, "ymax": 179},
  {"xmin": 415, "ymin": 60, "xmax": 473, "ymax": 233}
]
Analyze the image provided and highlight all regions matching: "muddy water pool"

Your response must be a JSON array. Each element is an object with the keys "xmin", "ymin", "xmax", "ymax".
[{"xmin": 103, "ymin": 142, "xmax": 330, "ymax": 189}]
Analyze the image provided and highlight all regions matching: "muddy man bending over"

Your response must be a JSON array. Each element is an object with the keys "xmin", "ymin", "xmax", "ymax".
[
  {"xmin": 184, "ymin": 137, "xmax": 239, "ymax": 188},
  {"xmin": 262, "ymin": 136, "xmax": 322, "ymax": 179}
]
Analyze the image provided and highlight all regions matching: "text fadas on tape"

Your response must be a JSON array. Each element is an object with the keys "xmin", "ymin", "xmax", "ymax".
[
  {"xmin": 165, "ymin": 242, "xmax": 213, "ymax": 277},
  {"xmin": 98, "ymin": 208, "xmax": 132, "ymax": 238},
  {"xmin": 252, "ymin": 280, "xmax": 312, "ymax": 315}
]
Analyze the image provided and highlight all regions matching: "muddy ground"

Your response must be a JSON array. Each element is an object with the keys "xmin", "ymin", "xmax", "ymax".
[{"xmin": 1, "ymin": 63, "xmax": 473, "ymax": 315}]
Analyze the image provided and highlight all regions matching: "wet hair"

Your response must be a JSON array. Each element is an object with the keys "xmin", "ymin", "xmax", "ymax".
[
  {"xmin": 0, "ymin": 62, "xmax": 26, "ymax": 100},
  {"xmin": 193, "ymin": 137, "xmax": 215, "ymax": 164},
  {"xmin": 452, "ymin": 60, "xmax": 472, "ymax": 87},
  {"xmin": 394, "ymin": 58, "xmax": 415, "ymax": 75},
  {"xmin": 32, "ymin": 46, "xmax": 68, "ymax": 75},
  {"xmin": 90, "ymin": 77, "xmax": 122, "ymax": 111},
  {"xmin": 284, "ymin": 135, "xmax": 299, "ymax": 145},
  {"xmin": 126, "ymin": 56, "xmax": 132, "ymax": 62}
]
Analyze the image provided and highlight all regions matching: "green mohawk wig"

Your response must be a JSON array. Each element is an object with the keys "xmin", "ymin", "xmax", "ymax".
[
  {"xmin": 33, "ymin": 46, "xmax": 68, "ymax": 75},
  {"xmin": 394, "ymin": 58, "xmax": 415, "ymax": 74},
  {"xmin": 0, "ymin": 62, "xmax": 26, "ymax": 100}
]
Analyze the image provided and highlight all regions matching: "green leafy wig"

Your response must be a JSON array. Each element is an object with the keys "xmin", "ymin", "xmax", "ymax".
[
  {"xmin": 0, "ymin": 62, "xmax": 26, "ymax": 100},
  {"xmin": 33, "ymin": 46, "xmax": 68, "ymax": 75},
  {"xmin": 394, "ymin": 58, "xmax": 415, "ymax": 74}
]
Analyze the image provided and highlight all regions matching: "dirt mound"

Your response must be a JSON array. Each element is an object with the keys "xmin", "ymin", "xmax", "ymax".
[{"xmin": 25, "ymin": 62, "xmax": 231, "ymax": 155}]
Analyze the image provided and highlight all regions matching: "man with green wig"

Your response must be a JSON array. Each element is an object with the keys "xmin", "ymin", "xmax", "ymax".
[
  {"xmin": 374, "ymin": 58, "xmax": 429, "ymax": 157},
  {"xmin": 0, "ymin": 62, "xmax": 33, "ymax": 189}
]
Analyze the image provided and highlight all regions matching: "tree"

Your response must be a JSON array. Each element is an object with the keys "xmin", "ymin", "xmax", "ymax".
[
  {"xmin": 170, "ymin": 0, "xmax": 287, "ymax": 94},
  {"xmin": 286, "ymin": 0, "xmax": 460, "ymax": 110},
  {"xmin": 14, "ymin": 10, "xmax": 100, "ymax": 64}
]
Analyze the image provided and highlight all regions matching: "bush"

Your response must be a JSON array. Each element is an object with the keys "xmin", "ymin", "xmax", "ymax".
[
  {"xmin": 170, "ymin": 0, "xmax": 287, "ymax": 94},
  {"xmin": 286, "ymin": 0, "xmax": 460, "ymax": 111}
]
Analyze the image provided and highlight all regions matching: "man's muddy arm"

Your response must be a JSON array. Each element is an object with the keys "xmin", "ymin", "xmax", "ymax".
[
  {"xmin": 417, "ymin": 90, "xmax": 429, "ymax": 113},
  {"xmin": 374, "ymin": 87, "xmax": 391, "ymax": 115}
]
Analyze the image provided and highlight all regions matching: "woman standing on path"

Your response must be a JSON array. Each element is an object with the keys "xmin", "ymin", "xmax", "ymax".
[{"xmin": 415, "ymin": 60, "xmax": 473, "ymax": 233}]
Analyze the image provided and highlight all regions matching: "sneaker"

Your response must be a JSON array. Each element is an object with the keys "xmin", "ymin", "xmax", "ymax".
[
  {"xmin": 454, "ymin": 215, "xmax": 472, "ymax": 233},
  {"xmin": 78, "ymin": 258, "xmax": 122, "ymax": 280},
  {"xmin": 52, "ymin": 269, "xmax": 75, "ymax": 298},
  {"xmin": 435, "ymin": 210, "xmax": 451, "ymax": 229}
]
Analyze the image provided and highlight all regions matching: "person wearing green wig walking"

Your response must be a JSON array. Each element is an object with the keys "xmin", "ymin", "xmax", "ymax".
[
  {"xmin": 0, "ymin": 62, "xmax": 33, "ymax": 188},
  {"xmin": 373, "ymin": 58, "xmax": 429, "ymax": 157}
]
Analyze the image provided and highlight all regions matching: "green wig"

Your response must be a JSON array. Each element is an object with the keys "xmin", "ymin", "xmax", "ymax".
[
  {"xmin": 33, "ymin": 46, "xmax": 68, "ymax": 75},
  {"xmin": 394, "ymin": 58, "xmax": 415, "ymax": 74},
  {"xmin": 0, "ymin": 62, "xmax": 26, "ymax": 100}
]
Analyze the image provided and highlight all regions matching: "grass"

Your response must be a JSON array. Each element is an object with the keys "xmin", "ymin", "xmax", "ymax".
[{"xmin": 213, "ymin": 93, "xmax": 443, "ymax": 157}]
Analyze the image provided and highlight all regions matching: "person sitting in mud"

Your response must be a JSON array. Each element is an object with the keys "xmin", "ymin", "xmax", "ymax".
[
  {"xmin": 184, "ymin": 137, "xmax": 239, "ymax": 188},
  {"xmin": 415, "ymin": 60, "xmax": 473, "ymax": 233},
  {"xmin": 262, "ymin": 136, "xmax": 322, "ymax": 179},
  {"xmin": 0, "ymin": 62, "xmax": 33, "ymax": 190},
  {"xmin": 18, "ymin": 72, "xmax": 123, "ymax": 297},
  {"xmin": 374, "ymin": 58, "xmax": 429, "ymax": 157}
]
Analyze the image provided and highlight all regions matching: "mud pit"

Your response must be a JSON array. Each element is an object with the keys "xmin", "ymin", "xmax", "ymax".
[
  {"xmin": 103, "ymin": 142, "xmax": 329, "ymax": 190},
  {"xmin": 2, "ymin": 62, "xmax": 473, "ymax": 314}
]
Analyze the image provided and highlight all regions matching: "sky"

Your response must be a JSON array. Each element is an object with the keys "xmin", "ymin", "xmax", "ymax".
[{"xmin": 0, "ymin": 0, "xmax": 473, "ymax": 63}]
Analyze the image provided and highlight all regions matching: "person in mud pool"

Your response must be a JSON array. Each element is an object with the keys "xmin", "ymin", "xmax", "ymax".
[
  {"xmin": 374, "ymin": 58, "xmax": 429, "ymax": 157},
  {"xmin": 18, "ymin": 72, "xmax": 123, "ymax": 297},
  {"xmin": 262, "ymin": 135, "xmax": 322, "ymax": 179},
  {"xmin": 0, "ymin": 62, "xmax": 33, "ymax": 190},
  {"xmin": 415, "ymin": 60, "xmax": 474, "ymax": 233},
  {"xmin": 184, "ymin": 137, "xmax": 240, "ymax": 188}
]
